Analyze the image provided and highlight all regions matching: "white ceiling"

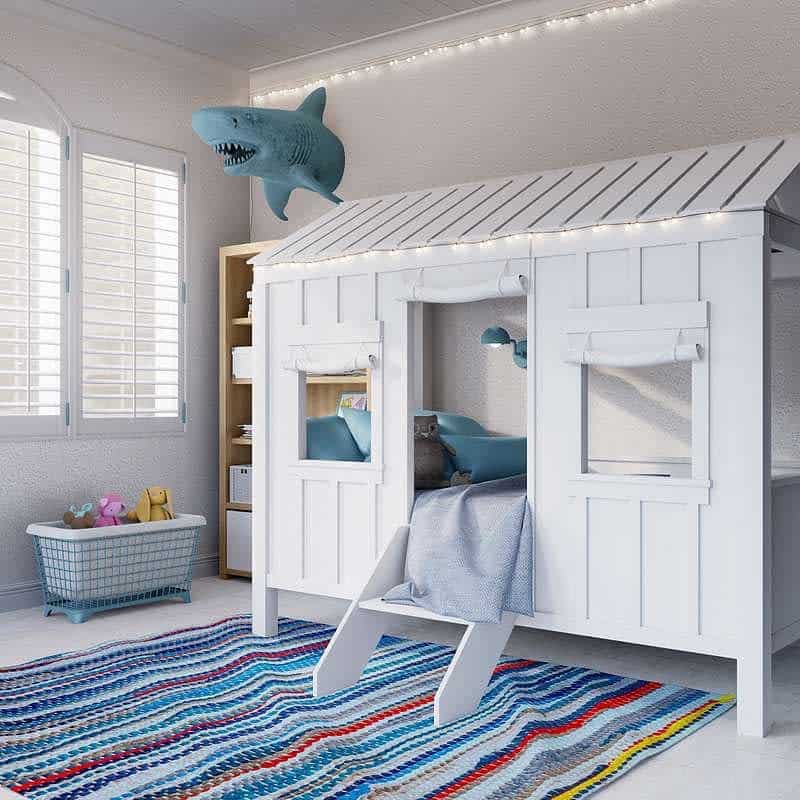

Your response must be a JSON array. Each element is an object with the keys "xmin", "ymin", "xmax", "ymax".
[{"xmin": 48, "ymin": 0, "xmax": 510, "ymax": 70}]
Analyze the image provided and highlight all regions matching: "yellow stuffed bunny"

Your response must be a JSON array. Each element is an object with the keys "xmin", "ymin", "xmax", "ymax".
[{"xmin": 127, "ymin": 487, "xmax": 175, "ymax": 522}]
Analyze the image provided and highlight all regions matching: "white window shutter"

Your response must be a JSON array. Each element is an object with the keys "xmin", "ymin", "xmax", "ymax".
[
  {"xmin": 0, "ymin": 116, "xmax": 67, "ymax": 438},
  {"xmin": 76, "ymin": 130, "xmax": 185, "ymax": 435}
]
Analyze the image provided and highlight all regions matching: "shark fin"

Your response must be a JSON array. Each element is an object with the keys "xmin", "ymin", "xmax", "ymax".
[
  {"xmin": 263, "ymin": 180, "xmax": 292, "ymax": 221},
  {"xmin": 296, "ymin": 87, "xmax": 326, "ymax": 121},
  {"xmin": 291, "ymin": 165, "xmax": 343, "ymax": 205}
]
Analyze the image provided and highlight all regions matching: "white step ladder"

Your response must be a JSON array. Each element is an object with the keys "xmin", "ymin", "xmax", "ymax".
[{"xmin": 312, "ymin": 525, "xmax": 516, "ymax": 727}]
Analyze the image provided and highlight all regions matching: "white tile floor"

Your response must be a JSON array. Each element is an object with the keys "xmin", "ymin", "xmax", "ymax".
[{"xmin": 2, "ymin": 576, "xmax": 800, "ymax": 799}]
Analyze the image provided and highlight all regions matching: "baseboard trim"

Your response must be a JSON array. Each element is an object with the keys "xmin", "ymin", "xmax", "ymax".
[
  {"xmin": 0, "ymin": 553, "xmax": 220, "ymax": 613},
  {"xmin": 0, "ymin": 579, "xmax": 42, "ymax": 613},
  {"xmin": 194, "ymin": 553, "xmax": 220, "ymax": 578}
]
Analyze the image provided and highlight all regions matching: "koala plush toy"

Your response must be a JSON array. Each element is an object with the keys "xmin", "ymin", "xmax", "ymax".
[{"xmin": 413, "ymin": 415, "xmax": 471, "ymax": 490}]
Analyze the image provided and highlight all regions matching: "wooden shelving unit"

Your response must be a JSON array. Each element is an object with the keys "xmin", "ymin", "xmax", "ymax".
[
  {"xmin": 306, "ymin": 371, "xmax": 371, "ymax": 418},
  {"xmin": 219, "ymin": 240, "xmax": 277, "ymax": 579}
]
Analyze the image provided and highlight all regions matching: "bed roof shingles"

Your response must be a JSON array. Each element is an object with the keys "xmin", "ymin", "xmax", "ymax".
[{"xmin": 257, "ymin": 134, "xmax": 800, "ymax": 266}]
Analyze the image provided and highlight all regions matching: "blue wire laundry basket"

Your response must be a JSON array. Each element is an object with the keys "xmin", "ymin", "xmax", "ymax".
[{"xmin": 27, "ymin": 514, "xmax": 206, "ymax": 623}]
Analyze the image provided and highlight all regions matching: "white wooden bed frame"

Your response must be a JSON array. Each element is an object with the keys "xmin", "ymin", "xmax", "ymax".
[{"xmin": 250, "ymin": 135, "xmax": 800, "ymax": 737}]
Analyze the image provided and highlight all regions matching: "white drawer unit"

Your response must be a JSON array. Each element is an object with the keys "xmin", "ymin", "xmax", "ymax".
[
  {"xmin": 226, "ymin": 510, "xmax": 252, "ymax": 573},
  {"xmin": 232, "ymin": 346, "xmax": 253, "ymax": 379},
  {"xmin": 229, "ymin": 464, "xmax": 252, "ymax": 504}
]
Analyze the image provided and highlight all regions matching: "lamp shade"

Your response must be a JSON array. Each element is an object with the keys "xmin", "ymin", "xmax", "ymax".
[{"xmin": 480, "ymin": 326, "xmax": 511, "ymax": 346}]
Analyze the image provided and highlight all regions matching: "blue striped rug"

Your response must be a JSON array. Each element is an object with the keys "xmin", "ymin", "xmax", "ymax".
[{"xmin": 0, "ymin": 616, "xmax": 734, "ymax": 799}]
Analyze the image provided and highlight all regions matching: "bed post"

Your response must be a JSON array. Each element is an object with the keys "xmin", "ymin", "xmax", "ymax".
[
  {"xmin": 736, "ymin": 231, "xmax": 773, "ymax": 736},
  {"xmin": 252, "ymin": 279, "xmax": 279, "ymax": 637}
]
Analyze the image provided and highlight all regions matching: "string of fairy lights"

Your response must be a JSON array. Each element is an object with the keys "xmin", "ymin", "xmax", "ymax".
[
  {"xmin": 263, "ymin": 211, "xmax": 729, "ymax": 271},
  {"xmin": 252, "ymin": 0, "xmax": 667, "ymax": 104}
]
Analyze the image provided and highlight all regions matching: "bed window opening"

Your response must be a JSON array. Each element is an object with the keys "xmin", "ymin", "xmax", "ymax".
[
  {"xmin": 302, "ymin": 365, "xmax": 372, "ymax": 463},
  {"xmin": 415, "ymin": 295, "xmax": 527, "ymax": 490},
  {"xmin": 584, "ymin": 360, "xmax": 693, "ymax": 478}
]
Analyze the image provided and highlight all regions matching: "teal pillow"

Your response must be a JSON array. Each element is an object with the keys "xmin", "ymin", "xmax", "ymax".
[
  {"xmin": 441, "ymin": 434, "xmax": 527, "ymax": 483},
  {"xmin": 307, "ymin": 415, "xmax": 365, "ymax": 461},
  {"xmin": 415, "ymin": 409, "xmax": 488, "ymax": 437},
  {"xmin": 340, "ymin": 408, "xmax": 371, "ymax": 460}
]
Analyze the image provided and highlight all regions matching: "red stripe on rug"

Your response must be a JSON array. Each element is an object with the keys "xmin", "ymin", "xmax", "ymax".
[
  {"xmin": 181, "ymin": 692, "xmax": 438, "ymax": 798},
  {"xmin": 427, "ymin": 681, "xmax": 662, "ymax": 799},
  {"xmin": 10, "ymin": 686, "xmax": 309, "ymax": 793}
]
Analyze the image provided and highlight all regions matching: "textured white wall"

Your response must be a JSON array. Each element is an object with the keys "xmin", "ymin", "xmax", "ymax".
[
  {"xmin": 772, "ymin": 279, "xmax": 800, "ymax": 464},
  {"xmin": 250, "ymin": 0, "xmax": 800, "ymax": 467},
  {"xmin": 427, "ymin": 299, "xmax": 527, "ymax": 437},
  {"xmin": 0, "ymin": 8, "xmax": 250, "ymax": 607},
  {"xmin": 250, "ymin": 0, "xmax": 800, "ymax": 240}
]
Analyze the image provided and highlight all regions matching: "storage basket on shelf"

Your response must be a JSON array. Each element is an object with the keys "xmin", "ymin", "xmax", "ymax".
[{"xmin": 27, "ymin": 514, "xmax": 206, "ymax": 623}]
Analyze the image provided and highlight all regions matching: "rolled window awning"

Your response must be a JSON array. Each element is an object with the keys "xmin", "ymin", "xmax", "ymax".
[
  {"xmin": 282, "ymin": 352, "xmax": 376, "ymax": 374},
  {"xmin": 564, "ymin": 342, "xmax": 702, "ymax": 367},
  {"xmin": 398, "ymin": 271, "xmax": 528, "ymax": 303}
]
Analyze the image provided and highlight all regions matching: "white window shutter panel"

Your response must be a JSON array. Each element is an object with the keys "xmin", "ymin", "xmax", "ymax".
[
  {"xmin": 0, "ymin": 116, "xmax": 67, "ymax": 438},
  {"xmin": 77, "ymin": 131, "xmax": 185, "ymax": 435}
]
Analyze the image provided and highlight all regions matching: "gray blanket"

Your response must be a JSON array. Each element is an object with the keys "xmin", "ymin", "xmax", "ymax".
[{"xmin": 383, "ymin": 475, "xmax": 533, "ymax": 623}]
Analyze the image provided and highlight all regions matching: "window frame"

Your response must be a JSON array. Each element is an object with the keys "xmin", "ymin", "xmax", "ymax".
[
  {"xmin": 71, "ymin": 128, "xmax": 188, "ymax": 438},
  {"xmin": 566, "ymin": 301, "xmax": 710, "ymax": 484},
  {"xmin": 0, "ymin": 64, "xmax": 70, "ymax": 441}
]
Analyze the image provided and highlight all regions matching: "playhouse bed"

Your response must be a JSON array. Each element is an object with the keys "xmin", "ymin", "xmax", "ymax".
[{"xmin": 250, "ymin": 133, "xmax": 800, "ymax": 736}]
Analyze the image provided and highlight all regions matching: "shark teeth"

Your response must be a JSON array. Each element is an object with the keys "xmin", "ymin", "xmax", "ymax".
[{"xmin": 214, "ymin": 142, "xmax": 256, "ymax": 167}]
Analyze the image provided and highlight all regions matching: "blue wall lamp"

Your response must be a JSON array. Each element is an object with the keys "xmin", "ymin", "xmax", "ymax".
[{"xmin": 480, "ymin": 326, "xmax": 527, "ymax": 369}]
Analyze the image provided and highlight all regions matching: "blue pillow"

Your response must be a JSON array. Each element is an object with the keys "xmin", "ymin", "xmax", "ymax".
[
  {"xmin": 340, "ymin": 408, "xmax": 371, "ymax": 460},
  {"xmin": 307, "ymin": 415, "xmax": 365, "ymax": 461},
  {"xmin": 415, "ymin": 409, "xmax": 488, "ymax": 437},
  {"xmin": 441, "ymin": 434, "xmax": 526, "ymax": 483}
]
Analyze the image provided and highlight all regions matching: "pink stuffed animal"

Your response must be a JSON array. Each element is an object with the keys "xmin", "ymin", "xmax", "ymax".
[{"xmin": 94, "ymin": 493, "xmax": 127, "ymax": 527}]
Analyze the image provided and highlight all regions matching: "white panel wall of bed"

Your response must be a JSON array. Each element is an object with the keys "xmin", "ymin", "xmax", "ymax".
[
  {"xmin": 251, "ymin": 135, "xmax": 800, "ymax": 736},
  {"xmin": 257, "ymin": 227, "xmax": 771, "ymax": 637}
]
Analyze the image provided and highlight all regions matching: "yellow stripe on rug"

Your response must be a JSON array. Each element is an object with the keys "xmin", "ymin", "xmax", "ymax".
[{"xmin": 553, "ymin": 694, "xmax": 736, "ymax": 799}]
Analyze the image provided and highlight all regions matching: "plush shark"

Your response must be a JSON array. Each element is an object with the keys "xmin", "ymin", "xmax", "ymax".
[{"xmin": 192, "ymin": 87, "xmax": 345, "ymax": 221}]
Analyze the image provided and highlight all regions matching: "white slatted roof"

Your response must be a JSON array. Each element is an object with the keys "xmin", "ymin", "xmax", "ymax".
[{"xmin": 257, "ymin": 134, "xmax": 800, "ymax": 266}]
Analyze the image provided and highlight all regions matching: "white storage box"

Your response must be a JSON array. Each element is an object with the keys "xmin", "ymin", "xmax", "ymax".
[
  {"xmin": 27, "ymin": 514, "xmax": 206, "ymax": 623},
  {"xmin": 232, "ymin": 346, "xmax": 253, "ymax": 379},
  {"xmin": 229, "ymin": 464, "xmax": 252, "ymax": 504},
  {"xmin": 226, "ymin": 510, "xmax": 252, "ymax": 573}
]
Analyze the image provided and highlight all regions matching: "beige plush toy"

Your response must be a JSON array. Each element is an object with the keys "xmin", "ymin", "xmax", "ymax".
[{"xmin": 127, "ymin": 487, "xmax": 175, "ymax": 522}]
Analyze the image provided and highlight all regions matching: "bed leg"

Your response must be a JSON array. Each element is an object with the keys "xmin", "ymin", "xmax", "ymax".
[
  {"xmin": 434, "ymin": 612, "xmax": 516, "ymax": 728},
  {"xmin": 252, "ymin": 587, "xmax": 279, "ymax": 637},
  {"xmin": 737, "ymin": 652, "xmax": 773, "ymax": 737}
]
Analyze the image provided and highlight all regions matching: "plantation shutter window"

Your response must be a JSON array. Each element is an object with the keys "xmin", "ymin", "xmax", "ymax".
[
  {"xmin": 0, "ymin": 64, "xmax": 68, "ymax": 439},
  {"xmin": 77, "ymin": 131, "xmax": 186, "ymax": 435}
]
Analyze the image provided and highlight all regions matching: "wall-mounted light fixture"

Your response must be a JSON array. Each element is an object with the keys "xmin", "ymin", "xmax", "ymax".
[{"xmin": 480, "ymin": 326, "xmax": 527, "ymax": 369}]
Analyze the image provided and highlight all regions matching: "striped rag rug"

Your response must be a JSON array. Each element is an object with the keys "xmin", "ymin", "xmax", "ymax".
[{"xmin": 0, "ymin": 616, "xmax": 734, "ymax": 799}]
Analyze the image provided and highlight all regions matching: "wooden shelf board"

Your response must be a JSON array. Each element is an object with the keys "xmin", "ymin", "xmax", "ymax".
[
  {"xmin": 232, "ymin": 317, "xmax": 252, "ymax": 326},
  {"xmin": 223, "ymin": 568, "xmax": 252, "ymax": 579},
  {"xmin": 226, "ymin": 502, "xmax": 252, "ymax": 511},
  {"xmin": 307, "ymin": 374, "xmax": 368, "ymax": 385},
  {"xmin": 232, "ymin": 378, "xmax": 252, "ymax": 385},
  {"xmin": 231, "ymin": 437, "xmax": 253, "ymax": 446}
]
